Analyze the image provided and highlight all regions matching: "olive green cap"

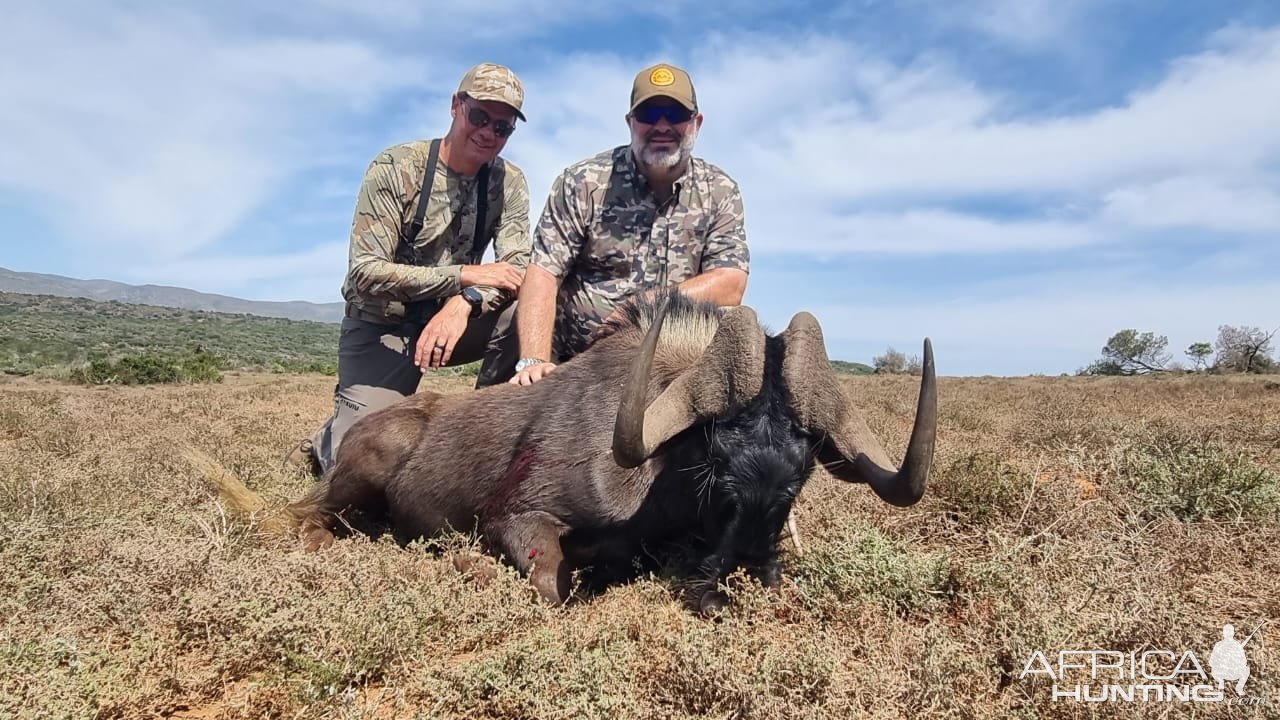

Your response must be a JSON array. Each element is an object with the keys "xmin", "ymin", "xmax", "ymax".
[{"xmin": 630, "ymin": 63, "xmax": 697, "ymax": 112}]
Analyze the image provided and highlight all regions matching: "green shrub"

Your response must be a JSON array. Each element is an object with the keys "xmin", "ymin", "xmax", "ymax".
[
  {"xmin": 793, "ymin": 523, "xmax": 955, "ymax": 616},
  {"xmin": 1118, "ymin": 434, "xmax": 1280, "ymax": 522},
  {"xmin": 933, "ymin": 450, "xmax": 1026, "ymax": 523},
  {"xmin": 270, "ymin": 359, "xmax": 337, "ymax": 375},
  {"xmin": 70, "ymin": 351, "xmax": 226, "ymax": 385}
]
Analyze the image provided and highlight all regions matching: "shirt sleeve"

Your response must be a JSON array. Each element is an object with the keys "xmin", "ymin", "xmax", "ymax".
[
  {"xmin": 344, "ymin": 152, "xmax": 463, "ymax": 303},
  {"xmin": 475, "ymin": 162, "xmax": 532, "ymax": 313},
  {"xmin": 531, "ymin": 169, "xmax": 587, "ymax": 280},
  {"xmin": 699, "ymin": 177, "xmax": 750, "ymax": 274}
]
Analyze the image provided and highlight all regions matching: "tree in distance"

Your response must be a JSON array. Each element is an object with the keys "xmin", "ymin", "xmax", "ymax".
[
  {"xmin": 1214, "ymin": 325, "xmax": 1277, "ymax": 374},
  {"xmin": 871, "ymin": 347, "xmax": 922, "ymax": 376},
  {"xmin": 1081, "ymin": 329, "xmax": 1170, "ymax": 375},
  {"xmin": 1185, "ymin": 342, "xmax": 1213, "ymax": 372}
]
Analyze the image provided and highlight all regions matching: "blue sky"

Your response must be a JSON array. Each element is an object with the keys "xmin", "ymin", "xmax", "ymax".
[{"xmin": 2, "ymin": 1, "xmax": 1278, "ymax": 375}]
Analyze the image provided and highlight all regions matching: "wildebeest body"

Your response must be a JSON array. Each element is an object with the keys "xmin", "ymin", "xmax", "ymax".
[{"xmin": 291, "ymin": 293, "xmax": 935, "ymax": 611}]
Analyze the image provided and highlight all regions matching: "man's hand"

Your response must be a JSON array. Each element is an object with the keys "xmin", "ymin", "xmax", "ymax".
[
  {"xmin": 415, "ymin": 298, "xmax": 470, "ymax": 370},
  {"xmin": 509, "ymin": 362, "xmax": 557, "ymax": 386},
  {"xmin": 461, "ymin": 262, "xmax": 524, "ymax": 293}
]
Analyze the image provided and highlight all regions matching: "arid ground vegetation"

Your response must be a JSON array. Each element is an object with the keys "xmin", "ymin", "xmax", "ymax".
[{"xmin": 2, "ymin": 371, "xmax": 1278, "ymax": 718}]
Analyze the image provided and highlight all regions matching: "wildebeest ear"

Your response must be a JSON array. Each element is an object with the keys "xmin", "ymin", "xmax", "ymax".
[
  {"xmin": 780, "ymin": 313, "xmax": 896, "ymax": 467},
  {"xmin": 781, "ymin": 314, "xmax": 937, "ymax": 507},
  {"xmin": 613, "ymin": 305, "xmax": 766, "ymax": 468}
]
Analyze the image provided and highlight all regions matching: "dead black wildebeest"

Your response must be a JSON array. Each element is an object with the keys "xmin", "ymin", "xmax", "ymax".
[{"xmin": 217, "ymin": 292, "xmax": 936, "ymax": 614}]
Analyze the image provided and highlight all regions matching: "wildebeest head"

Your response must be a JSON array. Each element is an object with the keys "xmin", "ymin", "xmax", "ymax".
[{"xmin": 611, "ymin": 296, "xmax": 937, "ymax": 613}]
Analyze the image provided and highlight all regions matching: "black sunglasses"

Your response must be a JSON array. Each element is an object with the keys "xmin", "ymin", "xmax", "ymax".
[
  {"xmin": 464, "ymin": 101, "xmax": 517, "ymax": 138},
  {"xmin": 631, "ymin": 103, "xmax": 694, "ymax": 125}
]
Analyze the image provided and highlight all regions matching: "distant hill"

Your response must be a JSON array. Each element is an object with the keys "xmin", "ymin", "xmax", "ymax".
[
  {"xmin": 0, "ymin": 268, "xmax": 878, "ymax": 373},
  {"xmin": 0, "ymin": 292, "xmax": 339, "ymax": 375},
  {"xmin": 0, "ymin": 266, "xmax": 344, "ymax": 323},
  {"xmin": 832, "ymin": 359, "xmax": 874, "ymax": 375}
]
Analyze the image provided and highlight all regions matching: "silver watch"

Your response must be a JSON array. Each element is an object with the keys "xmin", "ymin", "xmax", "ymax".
[{"xmin": 514, "ymin": 357, "xmax": 547, "ymax": 373}]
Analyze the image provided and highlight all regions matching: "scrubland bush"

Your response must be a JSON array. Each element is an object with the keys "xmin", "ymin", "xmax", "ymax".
[{"xmin": 71, "ymin": 350, "xmax": 226, "ymax": 385}]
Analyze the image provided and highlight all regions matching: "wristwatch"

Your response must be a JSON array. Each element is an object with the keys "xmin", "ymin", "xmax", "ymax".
[
  {"xmin": 515, "ymin": 357, "xmax": 547, "ymax": 373},
  {"xmin": 461, "ymin": 287, "xmax": 484, "ymax": 318}
]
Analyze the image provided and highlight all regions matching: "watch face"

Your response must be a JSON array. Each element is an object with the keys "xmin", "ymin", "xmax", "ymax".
[{"xmin": 462, "ymin": 288, "xmax": 483, "ymax": 316}]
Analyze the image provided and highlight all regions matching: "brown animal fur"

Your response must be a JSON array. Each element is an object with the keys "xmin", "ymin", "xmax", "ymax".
[
  {"xmin": 290, "ymin": 299, "xmax": 726, "ymax": 604},
  {"xmin": 199, "ymin": 293, "xmax": 934, "ymax": 611}
]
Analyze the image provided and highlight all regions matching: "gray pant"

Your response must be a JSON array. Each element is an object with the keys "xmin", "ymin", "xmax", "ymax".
[{"xmin": 309, "ymin": 302, "xmax": 518, "ymax": 473}]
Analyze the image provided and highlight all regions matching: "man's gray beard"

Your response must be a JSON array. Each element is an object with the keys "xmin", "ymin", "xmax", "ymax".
[{"xmin": 633, "ymin": 125, "xmax": 698, "ymax": 170}]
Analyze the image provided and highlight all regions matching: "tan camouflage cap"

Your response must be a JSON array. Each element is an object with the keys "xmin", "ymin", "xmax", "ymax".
[
  {"xmin": 458, "ymin": 63, "xmax": 526, "ymax": 121},
  {"xmin": 630, "ymin": 63, "xmax": 697, "ymax": 112}
]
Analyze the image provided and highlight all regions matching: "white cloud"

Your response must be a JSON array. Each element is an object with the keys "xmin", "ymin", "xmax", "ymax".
[
  {"xmin": 947, "ymin": 0, "xmax": 1102, "ymax": 47},
  {"xmin": 1101, "ymin": 175, "xmax": 1280, "ymax": 233},
  {"xmin": 755, "ymin": 210, "xmax": 1101, "ymax": 255},
  {"xmin": 672, "ymin": 26, "xmax": 1280, "ymax": 255},
  {"xmin": 0, "ymin": 5, "xmax": 418, "ymax": 259},
  {"xmin": 716, "ymin": 26, "xmax": 1280, "ymax": 204}
]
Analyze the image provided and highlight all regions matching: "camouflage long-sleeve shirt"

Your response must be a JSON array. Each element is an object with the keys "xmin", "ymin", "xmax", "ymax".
[
  {"xmin": 532, "ymin": 145, "xmax": 749, "ymax": 358},
  {"xmin": 341, "ymin": 140, "xmax": 530, "ymax": 323}
]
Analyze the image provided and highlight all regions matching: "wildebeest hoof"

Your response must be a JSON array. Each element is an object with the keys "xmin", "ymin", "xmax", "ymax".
[
  {"xmin": 451, "ymin": 553, "xmax": 499, "ymax": 588},
  {"xmin": 301, "ymin": 526, "xmax": 334, "ymax": 552}
]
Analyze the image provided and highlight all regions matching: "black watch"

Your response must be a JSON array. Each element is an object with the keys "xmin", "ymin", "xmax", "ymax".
[{"xmin": 461, "ymin": 287, "xmax": 484, "ymax": 318}]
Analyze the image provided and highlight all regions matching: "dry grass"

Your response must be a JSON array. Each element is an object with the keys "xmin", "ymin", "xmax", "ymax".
[{"xmin": 2, "ymin": 371, "xmax": 1278, "ymax": 718}]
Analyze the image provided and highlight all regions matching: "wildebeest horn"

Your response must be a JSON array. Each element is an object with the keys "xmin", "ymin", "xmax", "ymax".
[
  {"xmin": 781, "ymin": 313, "xmax": 936, "ymax": 506},
  {"xmin": 612, "ymin": 301, "xmax": 766, "ymax": 468}
]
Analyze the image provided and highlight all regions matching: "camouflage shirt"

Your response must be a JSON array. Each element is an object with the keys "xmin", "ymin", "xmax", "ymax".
[
  {"xmin": 532, "ymin": 145, "xmax": 749, "ymax": 358},
  {"xmin": 341, "ymin": 139, "xmax": 530, "ymax": 323}
]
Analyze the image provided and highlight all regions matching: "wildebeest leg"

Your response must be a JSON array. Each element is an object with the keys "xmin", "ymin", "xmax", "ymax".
[
  {"xmin": 487, "ymin": 511, "xmax": 571, "ymax": 605},
  {"xmin": 752, "ymin": 557, "xmax": 783, "ymax": 589},
  {"xmin": 283, "ymin": 480, "xmax": 339, "ymax": 551},
  {"xmin": 291, "ymin": 465, "xmax": 385, "ymax": 551}
]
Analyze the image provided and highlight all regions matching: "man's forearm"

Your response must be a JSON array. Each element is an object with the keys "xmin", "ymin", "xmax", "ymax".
[
  {"xmin": 348, "ymin": 257, "xmax": 462, "ymax": 302},
  {"xmin": 516, "ymin": 265, "xmax": 561, "ymax": 360},
  {"xmin": 672, "ymin": 268, "xmax": 748, "ymax": 306}
]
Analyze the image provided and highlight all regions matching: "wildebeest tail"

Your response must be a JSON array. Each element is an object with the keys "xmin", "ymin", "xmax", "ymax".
[{"xmin": 184, "ymin": 447, "xmax": 299, "ymax": 535}]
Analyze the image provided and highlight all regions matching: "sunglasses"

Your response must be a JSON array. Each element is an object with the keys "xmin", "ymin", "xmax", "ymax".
[
  {"xmin": 464, "ymin": 101, "xmax": 517, "ymax": 138},
  {"xmin": 631, "ymin": 103, "xmax": 695, "ymax": 125}
]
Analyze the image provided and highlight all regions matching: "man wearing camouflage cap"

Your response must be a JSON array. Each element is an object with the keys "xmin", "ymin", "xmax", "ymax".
[
  {"xmin": 301, "ymin": 63, "xmax": 532, "ymax": 474},
  {"xmin": 510, "ymin": 62, "xmax": 749, "ymax": 385}
]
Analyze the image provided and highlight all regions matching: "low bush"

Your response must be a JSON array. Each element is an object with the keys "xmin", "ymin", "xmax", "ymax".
[
  {"xmin": 71, "ymin": 351, "xmax": 227, "ymax": 385},
  {"xmin": 1118, "ymin": 432, "xmax": 1280, "ymax": 522}
]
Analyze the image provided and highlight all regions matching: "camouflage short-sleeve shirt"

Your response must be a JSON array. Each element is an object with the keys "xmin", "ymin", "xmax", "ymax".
[
  {"xmin": 532, "ymin": 145, "xmax": 749, "ymax": 358},
  {"xmin": 341, "ymin": 140, "xmax": 531, "ymax": 323}
]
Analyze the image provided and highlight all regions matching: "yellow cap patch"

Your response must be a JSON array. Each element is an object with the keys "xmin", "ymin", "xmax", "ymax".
[{"xmin": 650, "ymin": 67, "xmax": 675, "ymax": 86}]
